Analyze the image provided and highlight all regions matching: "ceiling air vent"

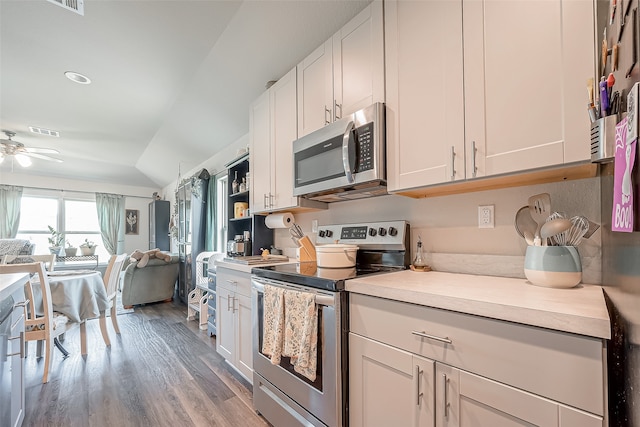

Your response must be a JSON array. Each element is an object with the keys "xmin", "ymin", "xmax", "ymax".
[
  {"xmin": 29, "ymin": 126, "xmax": 60, "ymax": 137},
  {"xmin": 47, "ymin": 0, "xmax": 84, "ymax": 16}
]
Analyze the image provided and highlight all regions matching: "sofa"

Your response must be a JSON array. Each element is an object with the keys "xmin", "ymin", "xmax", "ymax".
[
  {"xmin": 0, "ymin": 239, "xmax": 36, "ymax": 256},
  {"xmin": 121, "ymin": 255, "xmax": 179, "ymax": 308}
]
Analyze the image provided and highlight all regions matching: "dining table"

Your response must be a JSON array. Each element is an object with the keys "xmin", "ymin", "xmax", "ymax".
[{"xmin": 32, "ymin": 269, "xmax": 111, "ymax": 355}]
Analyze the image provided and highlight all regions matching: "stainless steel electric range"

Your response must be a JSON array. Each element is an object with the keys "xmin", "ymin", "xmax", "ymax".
[{"xmin": 251, "ymin": 220, "xmax": 410, "ymax": 427}]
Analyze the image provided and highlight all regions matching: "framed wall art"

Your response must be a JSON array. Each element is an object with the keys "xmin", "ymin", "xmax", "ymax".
[{"xmin": 126, "ymin": 209, "xmax": 139, "ymax": 235}]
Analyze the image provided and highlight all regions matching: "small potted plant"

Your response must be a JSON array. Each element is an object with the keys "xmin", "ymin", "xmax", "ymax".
[
  {"xmin": 47, "ymin": 226, "xmax": 65, "ymax": 256},
  {"xmin": 80, "ymin": 238, "xmax": 98, "ymax": 256},
  {"xmin": 65, "ymin": 240, "xmax": 78, "ymax": 257}
]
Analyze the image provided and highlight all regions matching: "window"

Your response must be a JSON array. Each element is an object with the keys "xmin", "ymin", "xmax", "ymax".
[{"xmin": 16, "ymin": 195, "xmax": 108, "ymax": 260}]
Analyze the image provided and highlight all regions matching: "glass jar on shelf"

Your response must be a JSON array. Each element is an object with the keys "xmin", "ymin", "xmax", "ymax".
[
  {"xmin": 239, "ymin": 177, "xmax": 247, "ymax": 193},
  {"xmin": 231, "ymin": 171, "xmax": 239, "ymax": 194}
]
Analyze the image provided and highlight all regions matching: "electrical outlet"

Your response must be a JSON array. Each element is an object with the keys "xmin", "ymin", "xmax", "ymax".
[
  {"xmin": 478, "ymin": 205, "xmax": 495, "ymax": 228},
  {"xmin": 311, "ymin": 220, "xmax": 319, "ymax": 233}
]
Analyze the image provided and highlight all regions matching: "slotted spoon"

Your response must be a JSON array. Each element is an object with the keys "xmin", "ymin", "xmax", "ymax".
[{"xmin": 528, "ymin": 193, "xmax": 552, "ymax": 245}]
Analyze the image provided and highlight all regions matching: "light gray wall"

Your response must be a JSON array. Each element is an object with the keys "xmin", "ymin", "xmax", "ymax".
[{"xmin": 274, "ymin": 176, "xmax": 602, "ymax": 283}]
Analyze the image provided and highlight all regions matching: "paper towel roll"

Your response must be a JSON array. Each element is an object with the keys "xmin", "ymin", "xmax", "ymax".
[{"xmin": 265, "ymin": 213, "xmax": 294, "ymax": 229}]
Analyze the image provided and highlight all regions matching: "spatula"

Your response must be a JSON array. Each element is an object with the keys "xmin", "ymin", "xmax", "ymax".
[{"xmin": 528, "ymin": 193, "xmax": 552, "ymax": 246}]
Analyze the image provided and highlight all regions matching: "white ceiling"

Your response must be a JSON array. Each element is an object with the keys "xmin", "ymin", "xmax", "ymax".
[{"xmin": 0, "ymin": 0, "xmax": 370, "ymax": 188}]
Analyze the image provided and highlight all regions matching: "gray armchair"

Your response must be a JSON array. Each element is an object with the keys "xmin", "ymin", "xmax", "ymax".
[{"xmin": 121, "ymin": 255, "xmax": 179, "ymax": 308}]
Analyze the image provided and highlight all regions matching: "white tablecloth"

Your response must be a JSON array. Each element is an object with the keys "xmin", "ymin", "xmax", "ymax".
[{"xmin": 34, "ymin": 271, "xmax": 109, "ymax": 322}]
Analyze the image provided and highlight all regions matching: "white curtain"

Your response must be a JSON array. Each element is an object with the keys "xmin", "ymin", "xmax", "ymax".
[
  {"xmin": 0, "ymin": 185, "xmax": 23, "ymax": 238},
  {"xmin": 95, "ymin": 192, "xmax": 125, "ymax": 255}
]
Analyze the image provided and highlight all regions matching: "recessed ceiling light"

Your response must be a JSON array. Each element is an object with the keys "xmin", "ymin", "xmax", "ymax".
[{"xmin": 65, "ymin": 71, "xmax": 91, "ymax": 85}]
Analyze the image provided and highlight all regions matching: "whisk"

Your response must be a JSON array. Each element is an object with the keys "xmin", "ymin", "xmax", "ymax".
[{"xmin": 551, "ymin": 216, "xmax": 589, "ymax": 246}]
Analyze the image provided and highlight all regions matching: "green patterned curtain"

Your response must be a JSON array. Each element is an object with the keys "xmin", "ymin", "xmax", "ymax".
[
  {"xmin": 0, "ymin": 185, "xmax": 23, "ymax": 238},
  {"xmin": 95, "ymin": 192, "xmax": 125, "ymax": 255},
  {"xmin": 205, "ymin": 177, "xmax": 216, "ymax": 251}
]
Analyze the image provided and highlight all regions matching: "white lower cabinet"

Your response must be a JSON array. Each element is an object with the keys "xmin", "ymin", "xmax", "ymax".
[
  {"xmin": 215, "ymin": 267, "xmax": 253, "ymax": 383},
  {"xmin": 349, "ymin": 294, "xmax": 606, "ymax": 427},
  {"xmin": 350, "ymin": 333, "xmax": 435, "ymax": 427}
]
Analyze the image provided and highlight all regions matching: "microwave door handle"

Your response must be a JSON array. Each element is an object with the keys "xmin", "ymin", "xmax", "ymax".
[{"xmin": 342, "ymin": 120, "xmax": 356, "ymax": 183}]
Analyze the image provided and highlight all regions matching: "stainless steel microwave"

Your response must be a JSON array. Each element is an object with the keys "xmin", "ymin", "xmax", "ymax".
[{"xmin": 292, "ymin": 102, "xmax": 386, "ymax": 202}]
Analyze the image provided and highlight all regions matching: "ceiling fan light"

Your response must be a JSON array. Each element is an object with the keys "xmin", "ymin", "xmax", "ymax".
[{"xmin": 15, "ymin": 154, "xmax": 32, "ymax": 167}]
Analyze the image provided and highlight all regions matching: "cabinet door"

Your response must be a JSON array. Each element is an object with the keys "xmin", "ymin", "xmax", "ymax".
[
  {"xmin": 215, "ymin": 285, "xmax": 235, "ymax": 361},
  {"xmin": 297, "ymin": 40, "xmax": 333, "ymax": 137},
  {"xmin": 350, "ymin": 333, "xmax": 435, "ymax": 427},
  {"xmin": 463, "ymin": 0, "xmax": 594, "ymax": 178},
  {"xmin": 235, "ymin": 292, "xmax": 253, "ymax": 383},
  {"xmin": 333, "ymin": 0, "xmax": 385, "ymax": 119},
  {"xmin": 436, "ymin": 366, "xmax": 601, "ymax": 427},
  {"xmin": 249, "ymin": 90, "xmax": 271, "ymax": 214},
  {"xmin": 270, "ymin": 67, "xmax": 298, "ymax": 211},
  {"xmin": 385, "ymin": 0, "xmax": 465, "ymax": 192}
]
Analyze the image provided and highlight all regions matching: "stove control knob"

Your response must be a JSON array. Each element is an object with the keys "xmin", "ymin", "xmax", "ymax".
[
  {"xmin": 325, "ymin": 230, "xmax": 333, "ymax": 238},
  {"xmin": 369, "ymin": 228, "xmax": 377, "ymax": 237},
  {"xmin": 318, "ymin": 230, "xmax": 326, "ymax": 238},
  {"xmin": 388, "ymin": 227, "xmax": 398, "ymax": 236},
  {"xmin": 378, "ymin": 227, "xmax": 387, "ymax": 236}
]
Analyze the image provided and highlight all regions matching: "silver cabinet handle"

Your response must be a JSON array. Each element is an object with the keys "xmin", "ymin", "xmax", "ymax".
[
  {"xmin": 450, "ymin": 146, "xmax": 456, "ymax": 181},
  {"xmin": 334, "ymin": 100, "xmax": 342, "ymax": 120},
  {"xmin": 442, "ymin": 373, "xmax": 450, "ymax": 418},
  {"xmin": 225, "ymin": 280, "xmax": 237, "ymax": 285},
  {"xmin": 269, "ymin": 193, "xmax": 274, "ymax": 209},
  {"xmin": 411, "ymin": 330, "xmax": 452, "ymax": 344},
  {"xmin": 227, "ymin": 295, "xmax": 233, "ymax": 311},
  {"xmin": 263, "ymin": 193, "xmax": 268, "ymax": 209},
  {"xmin": 8, "ymin": 332, "xmax": 25, "ymax": 359},
  {"xmin": 414, "ymin": 365, "xmax": 423, "ymax": 406},
  {"xmin": 472, "ymin": 140, "xmax": 478, "ymax": 178},
  {"xmin": 325, "ymin": 106, "xmax": 332, "ymax": 124},
  {"xmin": 233, "ymin": 296, "xmax": 238, "ymax": 313}
]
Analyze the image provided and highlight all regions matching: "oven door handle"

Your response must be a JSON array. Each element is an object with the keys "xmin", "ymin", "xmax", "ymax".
[
  {"xmin": 252, "ymin": 280, "xmax": 335, "ymax": 308},
  {"xmin": 342, "ymin": 120, "xmax": 356, "ymax": 184}
]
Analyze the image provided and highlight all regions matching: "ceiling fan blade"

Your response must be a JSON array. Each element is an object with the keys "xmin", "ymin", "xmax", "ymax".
[
  {"xmin": 24, "ymin": 147, "xmax": 60, "ymax": 154},
  {"xmin": 23, "ymin": 152, "xmax": 63, "ymax": 163}
]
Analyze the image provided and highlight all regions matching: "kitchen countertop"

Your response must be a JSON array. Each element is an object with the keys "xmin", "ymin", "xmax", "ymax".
[
  {"xmin": 346, "ymin": 270, "xmax": 611, "ymax": 340},
  {"xmin": 215, "ymin": 258, "xmax": 296, "ymax": 274},
  {"xmin": 0, "ymin": 272, "xmax": 29, "ymax": 299}
]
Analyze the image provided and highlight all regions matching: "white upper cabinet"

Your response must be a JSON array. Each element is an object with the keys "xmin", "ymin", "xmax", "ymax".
[
  {"xmin": 297, "ymin": 1, "xmax": 384, "ymax": 137},
  {"xmin": 250, "ymin": 68, "xmax": 327, "ymax": 214},
  {"xmin": 270, "ymin": 68, "xmax": 299, "ymax": 212},
  {"xmin": 250, "ymin": 68, "xmax": 298, "ymax": 214},
  {"xmin": 463, "ymin": 0, "xmax": 596, "ymax": 179},
  {"xmin": 386, "ymin": 0, "xmax": 596, "ymax": 193},
  {"xmin": 249, "ymin": 90, "xmax": 271, "ymax": 213},
  {"xmin": 385, "ymin": 0, "xmax": 465, "ymax": 191}
]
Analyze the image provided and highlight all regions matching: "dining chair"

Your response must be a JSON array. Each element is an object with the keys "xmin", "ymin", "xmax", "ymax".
[
  {"xmin": 0, "ymin": 262, "xmax": 82, "ymax": 383},
  {"xmin": 99, "ymin": 254, "xmax": 128, "ymax": 345},
  {"xmin": 1, "ymin": 254, "xmax": 56, "ymax": 271}
]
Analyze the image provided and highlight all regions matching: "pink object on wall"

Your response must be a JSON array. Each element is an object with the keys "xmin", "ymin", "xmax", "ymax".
[{"xmin": 612, "ymin": 117, "xmax": 636, "ymax": 232}]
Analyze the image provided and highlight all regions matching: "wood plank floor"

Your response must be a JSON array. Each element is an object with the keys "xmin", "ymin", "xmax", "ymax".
[{"xmin": 22, "ymin": 298, "xmax": 271, "ymax": 427}]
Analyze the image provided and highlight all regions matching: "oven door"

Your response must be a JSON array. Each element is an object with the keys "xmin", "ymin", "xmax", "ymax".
[{"xmin": 251, "ymin": 277, "xmax": 346, "ymax": 427}]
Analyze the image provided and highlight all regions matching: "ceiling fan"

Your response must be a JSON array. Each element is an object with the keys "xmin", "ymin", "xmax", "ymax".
[{"xmin": 0, "ymin": 130, "xmax": 63, "ymax": 167}]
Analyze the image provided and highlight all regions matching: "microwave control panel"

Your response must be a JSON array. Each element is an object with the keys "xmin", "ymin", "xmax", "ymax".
[{"xmin": 356, "ymin": 122, "xmax": 374, "ymax": 172}]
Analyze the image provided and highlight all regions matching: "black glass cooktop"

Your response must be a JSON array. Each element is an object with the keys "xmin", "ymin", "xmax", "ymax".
[{"xmin": 251, "ymin": 262, "xmax": 403, "ymax": 292}]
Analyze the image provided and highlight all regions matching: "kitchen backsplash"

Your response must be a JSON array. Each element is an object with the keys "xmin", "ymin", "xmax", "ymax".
[{"xmin": 277, "ymin": 176, "xmax": 602, "ymax": 284}]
